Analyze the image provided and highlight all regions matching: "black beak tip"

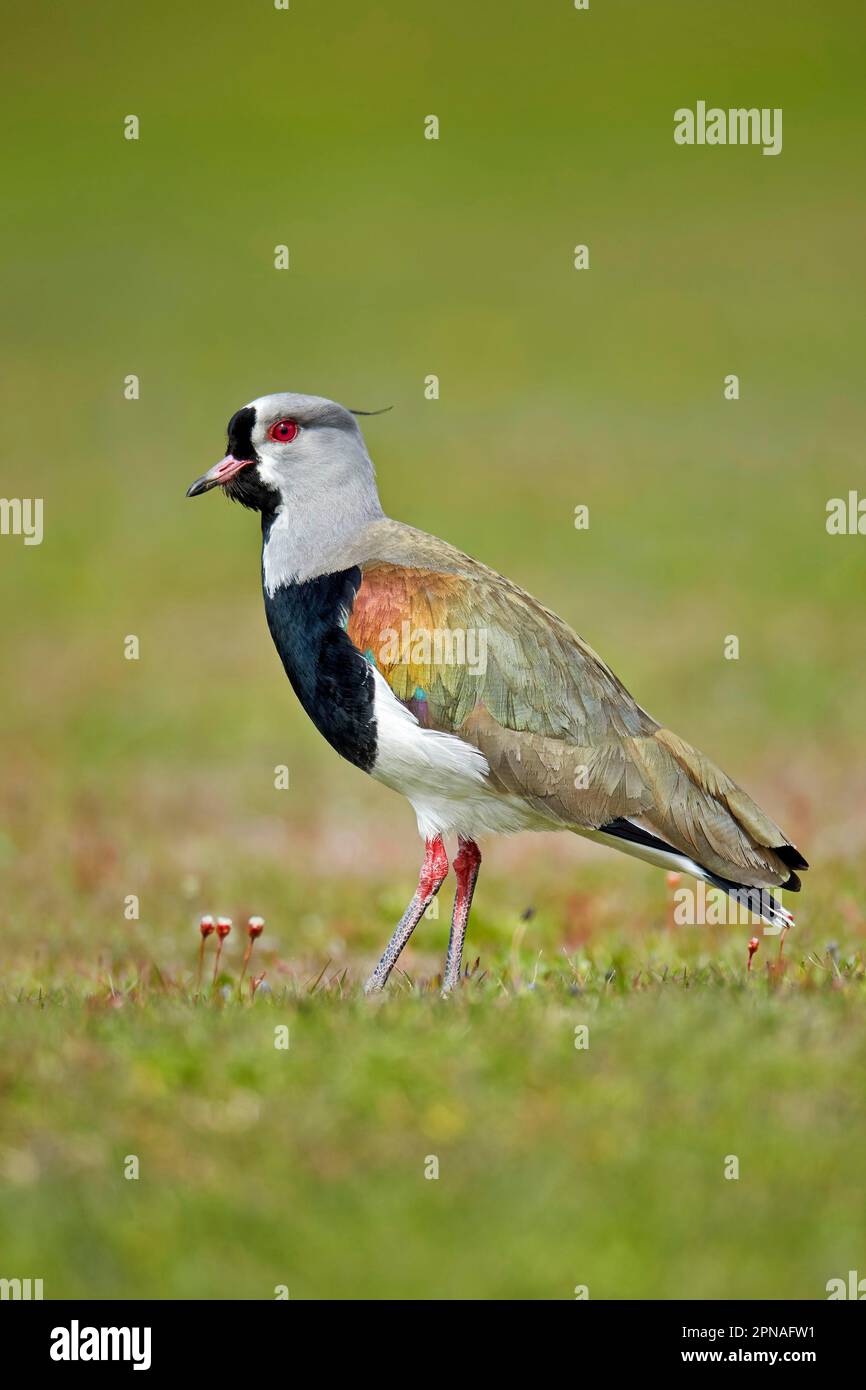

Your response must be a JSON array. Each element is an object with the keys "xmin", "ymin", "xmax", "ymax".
[{"xmin": 186, "ymin": 477, "xmax": 211, "ymax": 498}]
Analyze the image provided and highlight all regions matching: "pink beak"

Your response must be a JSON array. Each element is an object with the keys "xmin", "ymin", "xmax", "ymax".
[{"xmin": 186, "ymin": 455, "xmax": 254, "ymax": 497}]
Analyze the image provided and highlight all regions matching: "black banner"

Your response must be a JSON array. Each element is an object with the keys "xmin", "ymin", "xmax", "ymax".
[{"xmin": 2, "ymin": 1298, "xmax": 860, "ymax": 1373}]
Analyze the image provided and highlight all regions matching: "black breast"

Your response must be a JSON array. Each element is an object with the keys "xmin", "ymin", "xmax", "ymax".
[{"xmin": 262, "ymin": 568, "xmax": 378, "ymax": 773}]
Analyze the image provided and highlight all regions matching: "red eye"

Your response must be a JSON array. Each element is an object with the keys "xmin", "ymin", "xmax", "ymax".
[{"xmin": 268, "ymin": 418, "xmax": 298, "ymax": 443}]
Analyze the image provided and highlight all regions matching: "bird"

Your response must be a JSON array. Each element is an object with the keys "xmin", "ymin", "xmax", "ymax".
[{"xmin": 187, "ymin": 391, "xmax": 808, "ymax": 995}]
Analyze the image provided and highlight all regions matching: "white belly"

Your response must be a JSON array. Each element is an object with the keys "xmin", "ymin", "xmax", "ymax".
[{"xmin": 368, "ymin": 669, "xmax": 551, "ymax": 840}]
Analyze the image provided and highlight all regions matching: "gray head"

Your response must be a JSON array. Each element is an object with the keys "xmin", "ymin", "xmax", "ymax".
[{"xmin": 187, "ymin": 392, "xmax": 386, "ymax": 584}]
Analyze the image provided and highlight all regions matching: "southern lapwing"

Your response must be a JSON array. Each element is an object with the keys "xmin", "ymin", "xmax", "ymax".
[{"xmin": 187, "ymin": 392, "xmax": 808, "ymax": 995}]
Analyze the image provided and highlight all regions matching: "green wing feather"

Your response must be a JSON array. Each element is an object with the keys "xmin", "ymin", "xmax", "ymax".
[{"xmin": 343, "ymin": 520, "xmax": 804, "ymax": 889}]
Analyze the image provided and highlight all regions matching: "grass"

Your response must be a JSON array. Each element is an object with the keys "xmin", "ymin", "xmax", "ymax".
[{"xmin": 1, "ymin": 867, "xmax": 864, "ymax": 1300}]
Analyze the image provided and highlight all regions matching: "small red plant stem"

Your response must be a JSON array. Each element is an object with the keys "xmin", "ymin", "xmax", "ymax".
[
  {"xmin": 213, "ymin": 917, "xmax": 232, "ymax": 986},
  {"xmin": 197, "ymin": 916, "xmax": 214, "ymax": 993},
  {"xmin": 239, "ymin": 917, "xmax": 265, "ymax": 994},
  {"xmin": 238, "ymin": 941, "xmax": 252, "ymax": 988}
]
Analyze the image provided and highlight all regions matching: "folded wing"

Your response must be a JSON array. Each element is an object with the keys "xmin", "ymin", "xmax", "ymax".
[{"xmin": 344, "ymin": 527, "xmax": 807, "ymax": 892}]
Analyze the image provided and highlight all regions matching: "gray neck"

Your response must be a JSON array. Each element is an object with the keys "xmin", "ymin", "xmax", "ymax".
[{"xmin": 261, "ymin": 479, "xmax": 384, "ymax": 593}]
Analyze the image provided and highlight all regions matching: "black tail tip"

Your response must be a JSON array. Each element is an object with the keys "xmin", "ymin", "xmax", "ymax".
[{"xmin": 775, "ymin": 844, "xmax": 809, "ymax": 872}]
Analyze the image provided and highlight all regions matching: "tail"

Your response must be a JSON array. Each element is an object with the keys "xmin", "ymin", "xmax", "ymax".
[
  {"xmin": 700, "ymin": 866, "xmax": 796, "ymax": 932},
  {"xmin": 596, "ymin": 816, "xmax": 806, "ymax": 930}
]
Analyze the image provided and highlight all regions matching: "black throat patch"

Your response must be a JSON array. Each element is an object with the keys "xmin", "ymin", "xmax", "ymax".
[{"xmin": 262, "ymin": 568, "xmax": 378, "ymax": 773}]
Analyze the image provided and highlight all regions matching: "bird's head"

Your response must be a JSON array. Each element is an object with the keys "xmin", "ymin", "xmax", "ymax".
[{"xmin": 186, "ymin": 391, "xmax": 385, "ymax": 519}]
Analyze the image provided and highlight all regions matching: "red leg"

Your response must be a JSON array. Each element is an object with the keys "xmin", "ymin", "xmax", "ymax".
[
  {"xmin": 442, "ymin": 836, "xmax": 481, "ymax": 995},
  {"xmin": 364, "ymin": 836, "xmax": 449, "ymax": 994}
]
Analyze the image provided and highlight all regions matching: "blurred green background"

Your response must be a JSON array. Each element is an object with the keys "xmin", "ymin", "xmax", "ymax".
[{"xmin": 1, "ymin": 1, "xmax": 864, "ymax": 1300}]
